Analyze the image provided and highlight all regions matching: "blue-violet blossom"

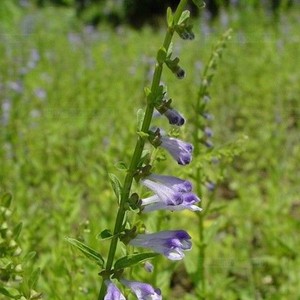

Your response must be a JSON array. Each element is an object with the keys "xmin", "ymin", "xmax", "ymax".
[
  {"xmin": 164, "ymin": 108, "xmax": 185, "ymax": 126},
  {"xmin": 129, "ymin": 230, "xmax": 192, "ymax": 260},
  {"xmin": 160, "ymin": 135, "xmax": 193, "ymax": 165},
  {"xmin": 104, "ymin": 280, "xmax": 126, "ymax": 300},
  {"xmin": 120, "ymin": 279, "xmax": 162, "ymax": 300},
  {"xmin": 141, "ymin": 174, "xmax": 201, "ymax": 212}
]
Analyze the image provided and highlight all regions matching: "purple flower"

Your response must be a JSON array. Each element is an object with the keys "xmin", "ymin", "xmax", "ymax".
[
  {"xmin": 204, "ymin": 127, "xmax": 213, "ymax": 137},
  {"xmin": 164, "ymin": 108, "xmax": 185, "ymax": 126},
  {"xmin": 202, "ymin": 112, "xmax": 214, "ymax": 120},
  {"xmin": 144, "ymin": 261, "xmax": 154, "ymax": 273},
  {"xmin": 204, "ymin": 140, "xmax": 213, "ymax": 148},
  {"xmin": 104, "ymin": 280, "xmax": 126, "ymax": 300},
  {"xmin": 160, "ymin": 136, "xmax": 193, "ymax": 165},
  {"xmin": 141, "ymin": 174, "xmax": 201, "ymax": 212},
  {"xmin": 120, "ymin": 279, "xmax": 162, "ymax": 300},
  {"xmin": 205, "ymin": 181, "xmax": 216, "ymax": 191},
  {"xmin": 129, "ymin": 230, "xmax": 192, "ymax": 260}
]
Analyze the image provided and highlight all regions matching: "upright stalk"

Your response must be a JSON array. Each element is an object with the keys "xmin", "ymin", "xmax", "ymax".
[{"xmin": 97, "ymin": 2, "xmax": 187, "ymax": 299}]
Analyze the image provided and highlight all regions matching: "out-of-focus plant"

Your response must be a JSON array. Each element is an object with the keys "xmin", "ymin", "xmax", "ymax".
[
  {"xmin": 187, "ymin": 28, "xmax": 248, "ymax": 298},
  {"xmin": 0, "ymin": 193, "xmax": 42, "ymax": 299}
]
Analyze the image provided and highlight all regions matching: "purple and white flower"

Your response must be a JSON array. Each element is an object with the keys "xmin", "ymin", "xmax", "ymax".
[
  {"xmin": 120, "ymin": 279, "xmax": 162, "ymax": 300},
  {"xmin": 104, "ymin": 280, "xmax": 126, "ymax": 300},
  {"xmin": 141, "ymin": 174, "xmax": 201, "ymax": 212},
  {"xmin": 129, "ymin": 230, "xmax": 192, "ymax": 260},
  {"xmin": 160, "ymin": 136, "xmax": 193, "ymax": 165}
]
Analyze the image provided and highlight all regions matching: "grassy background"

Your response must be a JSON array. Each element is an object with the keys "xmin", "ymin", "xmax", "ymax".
[{"xmin": 1, "ymin": 4, "xmax": 300, "ymax": 300}]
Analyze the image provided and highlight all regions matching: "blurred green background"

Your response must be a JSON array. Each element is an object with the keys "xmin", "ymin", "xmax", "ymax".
[{"xmin": 1, "ymin": 0, "xmax": 300, "ymax": 299}]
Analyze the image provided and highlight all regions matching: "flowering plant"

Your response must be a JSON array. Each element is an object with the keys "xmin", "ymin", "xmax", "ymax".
[{"xmin": 66, "ymin": 1, "xmax": 205, "ymax": 299}]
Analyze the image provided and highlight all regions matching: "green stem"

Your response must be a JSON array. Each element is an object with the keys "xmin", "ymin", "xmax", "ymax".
[
  {"xmin": 97, "ymin": 2, "xmax": 187, "ymax": 299},
  {"xmin": 195, "ymin": 168, "xmax": 206, "ymax": 299}
]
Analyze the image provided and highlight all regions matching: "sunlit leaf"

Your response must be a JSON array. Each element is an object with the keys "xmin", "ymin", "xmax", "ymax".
[
  {"xmin": 177, "ymin": 10, "xmax": 190, "ymax": 25},
  {"xmin": 108, "ymin": 173, "xmax": 122, "ymax": 203},
  {"xmin": 166, "ymin": 7, "xmax": 173, "ymax": 27},
  {"xmin": 65, "ymin": 237, "xmax": 105, "ymax": 267},
  {"xmin": 114, "ymin": 253, "xmax": 159, "ymax": 270}
]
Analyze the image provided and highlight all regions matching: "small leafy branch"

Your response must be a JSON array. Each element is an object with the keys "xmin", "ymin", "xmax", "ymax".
[
  {"xmin": 0, "ymin": 193, "xmax": 42, "ymax": 300},
  {"xmin": 188, "ymin": 29, "xmax": 248, "ymax": 298},
  {"xmin": 67, "ymin": 0, "xmax": 207, "ymax": 299}
]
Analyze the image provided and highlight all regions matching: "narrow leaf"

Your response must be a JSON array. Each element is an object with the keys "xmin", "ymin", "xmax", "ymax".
[
  {"xmin": 23, "ymin": 251, "xmax": 37, "ymax": 263},
  {"xmin": 166, "ymin": 7, "xmax": 173, "ymax": 27},
  {"xmin": 136, "ymin": 108, "xmax": 145, "ymax": 131},
  {"xmin": 115, "ymin": 161, "xmax": 128, "ymax": 171},
  {"xmin": 178, "ymin": 10, "xmax": 190, "ymax": 25},
  {"xmin": 13, "ymin": 222, "xmax": 22, "ymax": 239},
  {"xmin": 28, "ymin": 268, "xmax": 41, "ymax": 289},
  {"xmin": 157, "ymin": 47, "xmax": 167, "ymax": 64},
  {"xmin": 114, "ymin": 253, "xmax": 159, "ymax": 270},
  {"xmin": 0, "ymin": 286, "xmax": 19, "ymax": 298},
  {"xmin": 108, "ymin": 173, "xmax": 122, "ymax": 203},
  {"xmin": 65, "ymin": 237, "xmax": 105, "ymax": 267},
  {"xmin": 192, "ymin": 0, "xmax": 206, "ymax": 9}
]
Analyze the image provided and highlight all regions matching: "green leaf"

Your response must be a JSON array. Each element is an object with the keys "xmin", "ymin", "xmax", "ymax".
[
  {"xmin": 166, "ymin": 7, "xmax": 173, "ymax": 27},
  {"xmin": 23, "ymin": 251, "xmax": 37, "ymax": 263},
  {"xmin": 28, "ymin": 268, "xmax": 41, "ymax": 289},
  {"xmin": 0, "ymin": 286, "xmax": 19, "ymax": 298},
  {"xmin": 114, "ymin": 253, "xmax": 159, "ymax": 270},
  {"xmin": 13, "ymin": 222, "xmax": 22, "ymax": 239},
  {"xmin": 108, "ymin": 173, "xmax": 122, "ymax": 203},
  {"xmin": 144, "ymin": 87, "xmax": 151, "ymax": 97},
  {"xmin": 192, "ymin": 0, "xmax": 206, "ymax": 9},
  {"xmin": 156, "ymin": 47, "xmax": 167, "ymax": 64},
  {"xmin": 1, "ymin": 193, "xmax": 12, "ymax": 208},
  {"xmin": 98, "ymin": 229, "xmax": 113, "ymax": 240},
  {"xmin": 115, "ymin": 161, "xmax": 128, "ymax": 171},
  {"xmin": 65, "ymin": 237, "xmax": 105, "ymax": 267},
  {"xmin": 167, "ymin": 42, "xmax": 173, "ymax": 57},
  {"xmin": 178, "ymin": 10, "xmax": 190, "ymax": 25},
  {"xmin": 136, "ymin": 108, "xmax": 145, "ymax": 131}
]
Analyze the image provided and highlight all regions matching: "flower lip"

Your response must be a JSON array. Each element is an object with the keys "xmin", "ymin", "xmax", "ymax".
[{"xmin": 147, "ymin": 174, "xmax": 193, "ymax": 192}]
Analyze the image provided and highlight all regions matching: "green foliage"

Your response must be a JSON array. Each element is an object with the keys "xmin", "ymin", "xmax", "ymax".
[
  {"xmin": 1, "ymin": 4, "xmax": 300, "ymax": 300},
  {"xmin": 114, "ymin": 253, "xmax": 158, "ymax": 271},
  {"xmin": 0, "ymin": 193, "xmax": 42, "ymax": 299},
  {"xmin": 65, "ymin": 237, "xmax": 105, "ymax": 267}
]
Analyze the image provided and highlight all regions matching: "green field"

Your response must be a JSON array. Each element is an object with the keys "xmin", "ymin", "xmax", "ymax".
[{"xmin": 1, "ymin": 3, "xmax": 300, "ymax": 300}]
